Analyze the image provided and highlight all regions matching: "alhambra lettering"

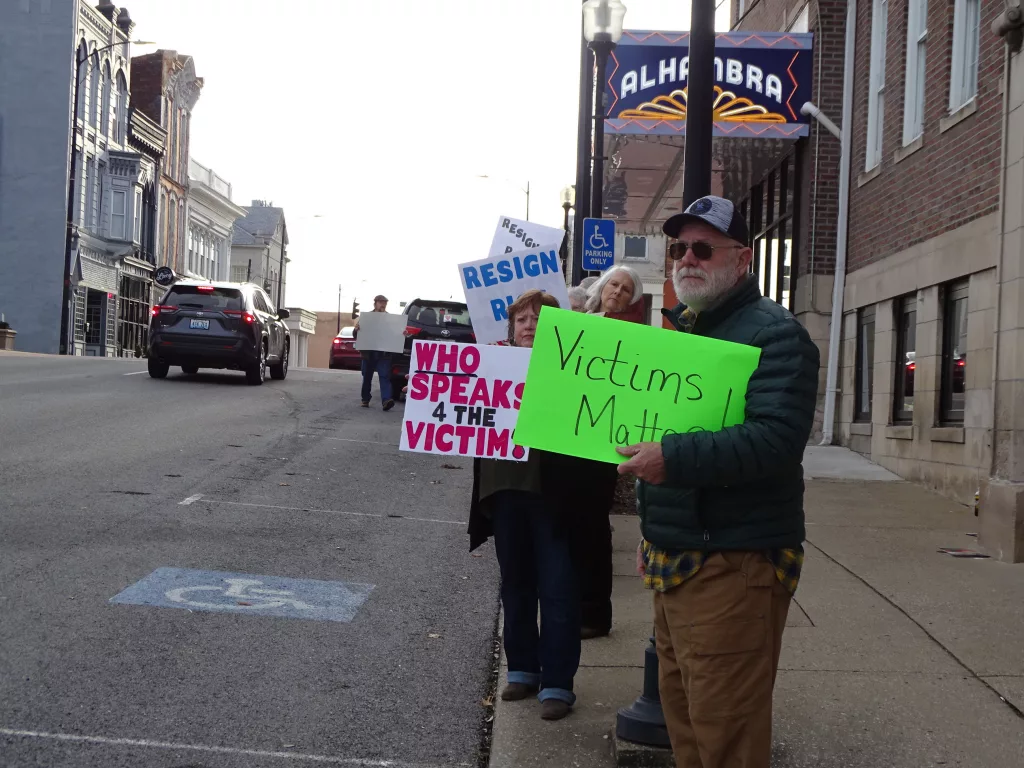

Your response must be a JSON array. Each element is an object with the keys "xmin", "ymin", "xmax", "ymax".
[{"xmin": 620, "ymin": 57, "xmax": 784, "ymax": 103}]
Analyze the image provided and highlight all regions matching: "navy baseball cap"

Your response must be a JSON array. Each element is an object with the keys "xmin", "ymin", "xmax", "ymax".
[{"xmin": 662, "ymin": 195, "xmax": 750, "ymax": 247}]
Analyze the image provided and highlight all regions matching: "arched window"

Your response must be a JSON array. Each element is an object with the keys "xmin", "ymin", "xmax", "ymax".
[
  {"xmin": 75, "ymin": 41, "xmax": 88, "ymax": 123},
  {"xmin": 89, "ymin": 53, "xmax": 100, "ymax": 128},
  {"xmin": 115, "ymin": 71, "xmax": 128, "ymax": 144},
  {"xmin": 101, "ymin": 61, "xmax": 112, "ymax": 139}
]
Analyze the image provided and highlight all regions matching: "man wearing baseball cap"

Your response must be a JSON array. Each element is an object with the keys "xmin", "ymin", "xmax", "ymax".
[
  {"xmin": 353, "ymin": 294, "xmax": 396, "ymax": 411},
  {"xmin": 617, "ymin": 195, "xmax": 820, "ymax": 768}
]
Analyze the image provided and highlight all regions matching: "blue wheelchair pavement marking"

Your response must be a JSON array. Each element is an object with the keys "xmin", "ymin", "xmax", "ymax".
[{"xmin": 109, "ymin": 567, "xmax": 374, "ymax": 623}]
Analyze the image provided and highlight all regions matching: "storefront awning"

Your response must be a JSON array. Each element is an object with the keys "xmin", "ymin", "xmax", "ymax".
[
  {"xmin": 602, "ymin": 134, "xmax": 798, "ymax": 231},
  {"xmin": 597, "ymin": 30, "xmax": 813, "ymax": 232}
]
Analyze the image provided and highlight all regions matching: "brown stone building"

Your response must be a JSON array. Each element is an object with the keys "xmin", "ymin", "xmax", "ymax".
[
  {"xmin": 307, "ymin": 312, "xmax": 356, "ymax": 370},
  {"xmin": 130, "ymin": 50, "xmax": 203, "ymax": 271}
]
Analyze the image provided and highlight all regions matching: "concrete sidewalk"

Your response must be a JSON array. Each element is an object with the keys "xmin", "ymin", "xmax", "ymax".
[{"xmin": 488, "ymin": 448, "xmax": 1024, "ymax": 767}]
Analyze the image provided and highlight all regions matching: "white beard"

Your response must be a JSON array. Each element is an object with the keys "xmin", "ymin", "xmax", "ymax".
[{"xmin": 672, "ymin": 260, "xmax": 739, "ymax": 312}]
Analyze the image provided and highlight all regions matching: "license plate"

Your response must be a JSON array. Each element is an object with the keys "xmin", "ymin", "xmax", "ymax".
[{"xmin": 189, "ymin": 319, "xmax": 210, "ymax": 330}]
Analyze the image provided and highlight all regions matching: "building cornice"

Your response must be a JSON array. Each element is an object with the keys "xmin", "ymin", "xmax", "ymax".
[
  {"xmin": 189, "ymin": 185, "xmax": 247, "ymax": 221},
  {"xmin": 129, "ymin": 107, "xmax": 167, "ymax": 158}
]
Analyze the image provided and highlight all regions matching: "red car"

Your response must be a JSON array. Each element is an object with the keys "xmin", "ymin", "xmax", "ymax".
[{"xmin": 329, "ymin": 326, "xmax": 360, "ymax": 370}]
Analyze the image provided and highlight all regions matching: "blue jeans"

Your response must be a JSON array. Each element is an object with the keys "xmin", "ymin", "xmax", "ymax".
[
  {"xmin": 360, "ymin": 354, "xmax": 392, "ymax": 404},
  {"xmin": 490, "ymin": 490, "xmax": 580, "ymax": 705}
]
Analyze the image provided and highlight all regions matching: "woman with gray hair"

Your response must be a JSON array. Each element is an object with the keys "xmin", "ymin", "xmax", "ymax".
[
  {"xmin": 567, "ymin": 285, "xmax": 589, "ymax": 312},
  {"xmin": 584, "ymin": 264, "xmax": 645, "ymax": 321}
]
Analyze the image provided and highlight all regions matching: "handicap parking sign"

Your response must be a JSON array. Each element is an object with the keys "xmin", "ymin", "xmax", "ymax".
[{"xmin": 582, "ymin": 218, "xmax": 616, "ymax": 271}]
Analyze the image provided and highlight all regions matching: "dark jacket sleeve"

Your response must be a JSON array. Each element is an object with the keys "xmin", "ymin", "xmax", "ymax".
[{"xmin": 660, "ymin": 318, "xmax": 820, "ymax": 488}]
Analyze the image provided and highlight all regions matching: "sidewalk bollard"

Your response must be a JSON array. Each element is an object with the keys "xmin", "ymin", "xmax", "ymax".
[{"xmin": 615, "ymin": 630, "xmax": 671, "ymax": 747}]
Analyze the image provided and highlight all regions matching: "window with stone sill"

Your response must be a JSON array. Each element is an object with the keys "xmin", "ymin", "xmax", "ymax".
[
  {"xmin": 89, "ymin": 55, "xmax": 100, "ymax": 128},
  {"xmin": 893, "ymin": 295, "xmax": 917, "ymax": 424},
  {"xmin": 623, "ymin": 235, "xmax": 648, "ymax": 261},
  {"xmin": 940, "ymin": 280, "xmax": 969, "ymax": 425},
  {"xmin": 866, "ymin": 0, "xmax": 889, "ymax": 170},
  {"xmin": 855, "ymin": 306, "xmax": 876, "ymax": 423},
  {"xmin": 110, "ymin": 189, "xmax": 127, "ymax": 241},
  {"xmin": 949, "ymin": 0, "xmax": 981, "ymax": 112},
  {"xmin": 902, "ymin": 0, "xmax": 929, "ymax": 146},
  {"xmin": 101, "ymin": 62, "xmax": 112, "ymax": 139}
]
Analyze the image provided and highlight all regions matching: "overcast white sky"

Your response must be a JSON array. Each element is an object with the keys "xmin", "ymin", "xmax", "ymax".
[{"xmin": 126, "ymin": 1, "xmax": 730, "ymax": 312}]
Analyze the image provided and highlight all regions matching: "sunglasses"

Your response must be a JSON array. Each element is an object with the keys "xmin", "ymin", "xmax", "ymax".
[{"xmin": 668, "ymin": 241, "xmax": 742, "ymax": 261}]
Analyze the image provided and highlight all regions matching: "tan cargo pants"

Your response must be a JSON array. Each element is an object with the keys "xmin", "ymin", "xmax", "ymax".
[{"xmin": 653, "ymin": 551, "xmax": 791, "ymax": 768}]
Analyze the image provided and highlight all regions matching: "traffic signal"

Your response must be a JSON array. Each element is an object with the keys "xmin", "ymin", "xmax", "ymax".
[{"xmin": 351, "ymin": 300, "xmax": 359, "ymax": 320}]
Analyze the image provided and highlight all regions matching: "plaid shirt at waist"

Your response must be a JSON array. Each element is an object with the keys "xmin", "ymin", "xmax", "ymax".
[{"xmin": 641, "ymin": 540, "xmax": 804, "ymax": 595}]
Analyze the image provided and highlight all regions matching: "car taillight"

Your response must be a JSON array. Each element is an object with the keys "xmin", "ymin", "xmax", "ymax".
[
  {"xmin": 151, "ymin": 305, "xmax": 177, "ymax": 317},
  {"xmin": 405, "ymin": 326, "xmax": 421, "ymax": 336},
  {"xmin": 225, "ymin": 310, "xmax": 257, "ymax": 324},
  {"xmin": 333, "ymin": 338, "xmax": 342, "ymax": 346},
  {"xmin": 196, "ymin": 285, "xmax": 215, "ymax": 292},
  {"xmin": 469, "ymin": 332, "xmax": 476, "ymax": 342}
]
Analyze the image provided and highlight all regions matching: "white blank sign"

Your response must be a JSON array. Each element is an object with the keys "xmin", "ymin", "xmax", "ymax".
[{"xmin": 354, "ymin": 312, "xmax": 407, "ymax": 354}]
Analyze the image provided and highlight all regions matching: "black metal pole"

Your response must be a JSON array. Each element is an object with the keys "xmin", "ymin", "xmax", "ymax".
[
  {"xmin": 682, "ymin": 0, "xmax": 717, "ymax": 206},
  {"xmin": 616, "ymin": 1, "xmax": 718, "ymax": 752},
  {"xmin": 571, "ymin": 6, "xmax": 593, "ymax": 287},
  {"xmin": 59, "ymin": 53, "xmax": 85, "ymax": 355},
  {"xmin": 590, "ymin": 40, "xmax": 613, "ymax": 222}
]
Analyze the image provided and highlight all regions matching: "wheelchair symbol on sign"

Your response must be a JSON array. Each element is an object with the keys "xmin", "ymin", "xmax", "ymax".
[
  {"xmin": 589, "ymin": 231, "xmax": 609, "ymax": 250},
  {"xmin": 165, "ymin": 578, "xmax": 318, "ymax": 611}
]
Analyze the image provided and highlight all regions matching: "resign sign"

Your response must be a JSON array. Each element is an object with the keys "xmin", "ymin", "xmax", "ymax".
[
  {"xmin": 458, "ymin": 246, "xmax": 571, "ymax": 345},
  {"xmin": 400, "ymin": 341, "xmax": 531, "ymax": 461}
]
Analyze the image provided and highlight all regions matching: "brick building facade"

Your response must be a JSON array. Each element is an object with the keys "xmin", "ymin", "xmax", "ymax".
[
  {"xmin": 130, "ymin": 50, "xmax": 203, "ymax": 272},
  {"xmin": 729, "ymin": 1, "xmax": 1024, "ymax": 560}
]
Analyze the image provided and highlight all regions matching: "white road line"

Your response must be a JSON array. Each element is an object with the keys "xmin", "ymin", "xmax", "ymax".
[
  {"xmin": 178, "ymin": 494, "xmax": 203, "ymax": 506},
  {"xmin": 0, "ymin": 727, "xmax": 461, "ymax": 767},
  {"xmin": 196, "ymin": 498, "xmax": 464, "ymax": 526},
  {"xmin": 122, "ymin": 370, "xmax": 147, "ymax": 376}
]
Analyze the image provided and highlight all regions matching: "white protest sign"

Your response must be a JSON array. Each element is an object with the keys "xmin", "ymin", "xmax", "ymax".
[
  {"xmin": 489, "ymin": 215, "xmax": 566, "ymax": 258},
  {"xmin": 458, "ymin": 246, "xmax": 572, "ymax": 345},
  {"xmin": 354, "ymin": 312, "xmax": 406, "ymax": 354},
  {"xmin": 400, "ymin": 341, "xmax": 531, "ymax": 461}
]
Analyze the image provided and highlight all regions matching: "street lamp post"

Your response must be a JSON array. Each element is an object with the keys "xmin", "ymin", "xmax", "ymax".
[
  {"xmin": 476, "ymin": 175, "xmax": 530, "ymax": 221},
  {"xmin": 59, "ymin": 38, "xmax": 153, "ymax": 355},
  {"xmin": 583, "ymin": 0, "xmax": 626, "ymax": 225},
  {"xmin": 571, "ymin": 1, "xmax": 593, "ymax": 287},
  {"xmin": 559, "ymin": 185, "xmax": 575, "ymax": 272}
]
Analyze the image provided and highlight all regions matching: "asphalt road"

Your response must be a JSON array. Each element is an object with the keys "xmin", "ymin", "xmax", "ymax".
[{"xmin": 0, "ymin": 354, "xmax": 499, "ymax": 768}]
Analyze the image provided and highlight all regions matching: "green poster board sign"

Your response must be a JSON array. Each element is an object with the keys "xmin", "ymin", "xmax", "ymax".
[{"xmin": 515, "ymin": 308, "xmax": 762, "ymax": 464}]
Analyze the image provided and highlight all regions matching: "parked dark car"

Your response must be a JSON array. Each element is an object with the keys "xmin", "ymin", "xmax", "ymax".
[
  {"xmin": 330, "ymin": 326, "xmax": 360, "ymax": 370},
  {"xmin": 148, "ymin": 281, "xmax": 290, "ymax": 385},
  {"xmin": 390, "ymin": 299, "xmax": 475, "ymax": 396}
]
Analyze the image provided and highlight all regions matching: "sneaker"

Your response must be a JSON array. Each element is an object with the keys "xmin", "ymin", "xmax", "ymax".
[
  {"xmin": 500, "ymin": 683, "xmax": 539, "ymax": 701},
  {"xmin": 541, "ymin": 699, "xmax": 571, "ymax": 720},
  {"xmin": 360, "ymin": 401, "xmax": 369, "ymax": 408},
  {"xmin": 382, "ymin": 399, "xmax": 395, "ymax": 411}
]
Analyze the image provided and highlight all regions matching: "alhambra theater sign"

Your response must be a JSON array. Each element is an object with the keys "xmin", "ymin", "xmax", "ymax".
[{"xmin": 604, "ymin": 31, "xmax": 813, "ymax": 138}]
